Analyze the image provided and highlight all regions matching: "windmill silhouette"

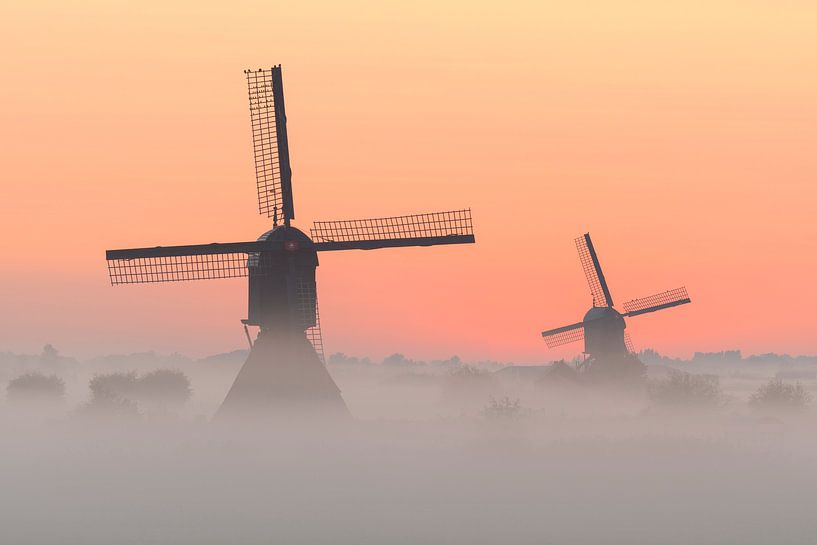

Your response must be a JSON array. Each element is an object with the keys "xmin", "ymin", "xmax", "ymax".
[
  {"xmin": 106, "ymin": 66, "xmax": 476, "ymax": 419},
  {"xmin": 541, "ymin": 233, "xmax": 690, "ymax": 375}
]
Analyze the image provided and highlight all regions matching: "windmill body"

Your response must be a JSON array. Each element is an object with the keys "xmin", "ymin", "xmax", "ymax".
[
  {"xmin": 582, "ymin": 306, "xmax": 627, "ymax": 358},
  {"xmin": 105, "ymin": 66, "xmax": 476, "ymax": 420},
  {"xmin": 542, "ymin": 233, "xmax": 690, "ymax": 376},
  {"xmin": 245, "ymin": 226, "xmax": 318, "ymax": 331}
]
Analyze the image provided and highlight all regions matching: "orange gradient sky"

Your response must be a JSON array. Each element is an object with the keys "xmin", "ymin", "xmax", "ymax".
[{"xmin": 1, "ymin": 1, "xmax": 816, "ymax": 361}]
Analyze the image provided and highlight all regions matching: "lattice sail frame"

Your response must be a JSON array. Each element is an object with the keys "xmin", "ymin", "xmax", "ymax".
[
  {"xmin": 246, "ymin": 67, "xmax": 293, "ymax": 222},
  {"xmin": 308, "ymin": 299, "xmax": 325, "ymax": 364},
  {"xmin": 311, "ymin": 209, "xmax": 473, "ymax": 243},
  {"xmin": 624, "ymin": 331, "xmax": 635, "ymax": 354},
  {"xmin": 542, "ymin": 326, "xmax": 585, "ymax": 348},
  {"xmin": 294, "ymin": 276, "xmax": 325, "ymax": 363},
  {"xmin": 107, "ymin": 253, "xmax": 278, "ymax": 285},
  {"xmin": 575, "ymin": 235, "xmax": 611, "ymax": 308},
  {"xmin": 623, "ymin": 287, "xmax": 690, "ymax": 315}
]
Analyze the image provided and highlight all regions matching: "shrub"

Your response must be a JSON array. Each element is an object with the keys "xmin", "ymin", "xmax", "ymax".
[
  {"xmin": 648, "ymin": 370, "xmax": 725, "ymax": 409},
  {"xmin": 136, "ymin": 369, "xmax": 192, "ymax": 407},
  {"xmin": 482, "ymin": 396, "xmax": 523, "ymax": 420},
  {"xmin": 87, "ymin": 369, "xmax": 191, "ymax": 412},
  {"xmin": 89, "ymin": 372, "xmax": 138, "ymax": 402},
  {"xmin": 449, "ymin": 365, "xmax": 487, "ymax": 379},
  {"xmin": 749, "ymin": 379, "xmax": 811, "ymax": 411},
  {"xmin": 6, "ymin": 372, "xmax": 65, "ymax": 401}
]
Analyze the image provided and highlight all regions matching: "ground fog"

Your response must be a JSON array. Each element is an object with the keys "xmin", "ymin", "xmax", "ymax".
[{"xmin": 2, "ymin": 347, "xmax": 817, "ymax": 545}]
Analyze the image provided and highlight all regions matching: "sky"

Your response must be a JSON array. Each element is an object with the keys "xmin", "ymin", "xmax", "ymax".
[{"xmin": 1, "ymin": 0, "xmax": 816, "ymax": 362}]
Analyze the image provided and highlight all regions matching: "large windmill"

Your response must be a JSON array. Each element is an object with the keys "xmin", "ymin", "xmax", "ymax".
[
  {"xmin": 541, "ymin": 233, "xmax": 690, "ymax": 375},
  {"xmin": 105, "ymin": 66, "xmax": 475, "ymax": 419}
]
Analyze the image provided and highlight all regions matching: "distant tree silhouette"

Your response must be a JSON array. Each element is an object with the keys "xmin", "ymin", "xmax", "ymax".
[
  {"xmin": 40, "ymin": 344, "xmax": 59, "ymax": 365},
  {"xmin": 84, "ymin": 369, "xmax": 191, "ymax": 416},
  {"xmin": 89, "ymin": 372, "xmax": 139, "ymax": 403},
  {"xmin": 136, "ymin": 369, "xmax": 192, "ymax": 408},
  {"xmin": 482, "ymin": 396, "xmax": 523, "ymax": 420},
  {"xmin": 328, "ymin": 353, "xmax": 372, "ymax": 366},
  {"xmin": 382, "ymin": 353, "xmax": 418, "ymax": 367},
  {"xmin": 6, "ymin": 372, "xmax": 65, "ymax": 402},
  {"xmin": 749, "ymin": 379, "xmax": 811, "ymax": 412},
  {"xmin": 648, "ymin": 370, "xmax": 725, "ymax": 409}
]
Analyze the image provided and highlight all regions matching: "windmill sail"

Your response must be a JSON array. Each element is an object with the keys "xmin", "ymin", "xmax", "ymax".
[
  {"xmin": 575, "ymin": 233, "xmax": 613, "ymax": 307},
  {"xmin": 106, "ymin": 241, "xmax": 275, "ymax": 284},
  {"xmin": 624, "ymin": 331, "xmax": 635, "ymax": 354},
  {"xmin": 294, "ymin": 275, "xmax": 325, "ymax": 363},
  {"xmin": 307, "ymin": 297, "xmax": 326, "ymax": 364},
  {"xmin": 623, "ymin": 287, "xmax": 691, "ymax": 317},
  {"xmin": 312, "ymin": 209, "xmax": 475, "ymax": 251},
  {"xmin": 541, "ymin": 321, "xmax": 585, "ymax": 348},
  {"xmin": 246, "ymin": 66, "xmax": 294, "ymax": 223}
]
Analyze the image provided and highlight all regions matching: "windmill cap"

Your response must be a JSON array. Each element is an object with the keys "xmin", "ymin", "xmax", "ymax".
[
  {"xmin": 257, "ymin": 225, "xmax": 316, "ymax": 250},
  {"xmin": 583, "ymin": 306, "xmax": 623, "ymax": 323}
]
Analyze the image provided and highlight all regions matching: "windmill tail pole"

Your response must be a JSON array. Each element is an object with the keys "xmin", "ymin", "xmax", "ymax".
[{"xmin": 243, "ymin": 323, "xmax": 254, "ymax": 349}]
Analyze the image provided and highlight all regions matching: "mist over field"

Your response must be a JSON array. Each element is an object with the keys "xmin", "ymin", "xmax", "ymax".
[{"xmin": 2, "ymin": 346, "xmax": 817, "ymax": 545}]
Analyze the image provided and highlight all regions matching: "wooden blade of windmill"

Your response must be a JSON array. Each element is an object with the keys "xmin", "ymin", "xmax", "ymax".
[
  {"xmin": 306, "ymin": 291, "xmax": 326, "ymax": 365},
  {"xmin": 245, "ymin": 65, "xmax": 294, "ymax": 224},
  {"xmin": 624, "ymin": 331, "xmax": 636, "ymax": 354},
  {"xmin": 541, "ymin": 321, "xmax": 585, "ymax": 348},
  {"xmin": 622, "ymin": 287, "xmax": 691, "ymax": 317},
  {"xmin": 105, "ymin": 240, "xmax": 279, "ymax": 284},
  {"xmin": 311, "ymin": 209, "xmax": 475, "ymax": 252},
  {"xmin": 575, "ymin": 233, "xmax": 614, "ymax": 308}
]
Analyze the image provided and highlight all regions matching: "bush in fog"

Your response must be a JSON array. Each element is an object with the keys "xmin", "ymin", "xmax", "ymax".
[
  {"xmin": 648, "ymin": 370, "xmax": 725, "ymax": 409},
  {"xmin": 382, "ymin": 353, "xmax": 419, "ymax": 367},
  {"xmin": 482, "ymin": 396, "xmax": 523, "ymax": 420},
  {"xmin": 328, "ymin": 353, "xmax": 372, "ymax": 366},
  {"xmin": 85, "ymin": 369, "xmax": 191, "ymax": 415},
  {"xmin": 6, "ymin": 372, "xmax": 65, "ymax": 401},
  {"xmin": 749, "ymin": 379, "xmax": 811, "ymax": 412},
  {"xmin": 449, "ymin": 365, "xmax": 486, "ymax": 379},
  {"xmin": 89, "ymin": 371, "xmax": 139, "ymax": 402},
  {"xmin": 136, "ymin": 369, "xmax": 192, "ymax": 408},
  {"xmin": 80, "ymin": 386, "xmax": 141, "ymax": 419},
  {"xmin": 81, "ymin": 372, "xmax": 141, "ymax": 419}
]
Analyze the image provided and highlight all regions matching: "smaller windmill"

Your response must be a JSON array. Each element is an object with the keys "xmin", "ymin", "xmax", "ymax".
[{"xmin": 541, "ymin": 233, "xmax": 690, "ymax": 374}]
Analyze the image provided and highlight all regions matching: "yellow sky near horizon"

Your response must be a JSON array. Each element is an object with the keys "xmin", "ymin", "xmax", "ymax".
[{"xmin": 1, "ymin": 0, "xmax": 816, "ymax": 361}]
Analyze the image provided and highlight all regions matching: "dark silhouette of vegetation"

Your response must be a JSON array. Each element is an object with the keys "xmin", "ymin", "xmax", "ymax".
[
  {"xmin": 648, "ymin": 370, "xmax": 725, "ymax": 409},
  {"xmin": 40, "ymin": 344, "xmax": 60, "ymax": 365},
  {"xmin": 89, "ymin": 371, "xmax": 139, "ymax": 402},
  {"xmin": 482, "ymin": 396, "xmax": 523, "ymax": 420},
  {"xmin": 382, "ymin": 353, "xmax": 419, "ymax": 367},
  {"xmin": 85, "ymin": 369, "xmax": 192, "ymax": 415},
  {"xmin": 6, "ymin": 372, "xmax": 65, "ymax": 402},
  {"xmin": 749, "ymin": 379, "xmax": 811, "ymax": 412},
  {"xmin": 137, "ymin": 369, "xmax": 192, "ymax": 407},
  {"xmin": 448, "ymin": 364, "xmax": 487, "ymax": 379}
]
